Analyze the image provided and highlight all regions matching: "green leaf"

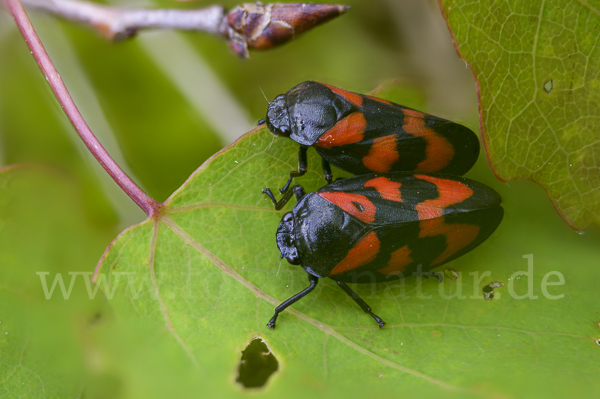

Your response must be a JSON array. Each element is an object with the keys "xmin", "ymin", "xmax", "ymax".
[
  {"xmin": 439, "ymin": 0, "xmax": 600, "ymax": 229},
  {"xmin": 95, "ymin": 126, "xmax": 600, "ymax": 398},
  {"xmin": 0, "ymin": 166, "xmax": 116, "ymax": 398}
]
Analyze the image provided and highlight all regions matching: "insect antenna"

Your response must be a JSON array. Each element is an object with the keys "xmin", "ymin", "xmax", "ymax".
[{"xmin": 258, "ymin": 85, "xmax": 270, "ymax": 105}]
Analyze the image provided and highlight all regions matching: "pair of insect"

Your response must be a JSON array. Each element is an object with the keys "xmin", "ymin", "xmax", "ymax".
[{"xmin": 260, "ymin": 81, "xmax": 503, "ymax": 329}]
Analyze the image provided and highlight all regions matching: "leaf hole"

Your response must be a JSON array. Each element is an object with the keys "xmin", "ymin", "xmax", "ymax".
[
  {"xmin": 544, "ymin": 80, "xmax": 553, "ymax": 93},
  {"xmin": 483, "ymin": 281, "xmax": 504, "ymax": 300},
  {"xmin": 444, "ymin": 268, "xmax": 459, "ymax": 281},
  {"xmin": 236, "ymin": 338, "xmax": 278, "ymax": 389},
  {"xmin": 596, "ymin": 339, "xmax": 600, "ymax": 347}
]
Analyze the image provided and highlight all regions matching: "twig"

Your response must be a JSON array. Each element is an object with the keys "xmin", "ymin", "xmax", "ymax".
[
  {"xmin": 6, "ymin": 0, "xmax": 160, "ymax": 216},
  {"xmin": 21, "ymin": 0, "xmax": 224, "ymax": 40},
  {"xmin": 19, "ymin": 0, "xmax": 350, "ymax": 58}
]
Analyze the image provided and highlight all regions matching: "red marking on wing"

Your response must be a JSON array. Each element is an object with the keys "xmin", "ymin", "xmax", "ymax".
[
  {"xmin": 329, "ymin": 231, "xmax": 380, "ymax": 275},
  {"xmin": 364, "ymin": 176, "xmax": 403, "ymax": 202},
  {"xmin": 414, "ymin": 175, "xmax": 473, "ymax": 221},
  {"xmin": 377, "ymin": 245, "xmax": 412, "ymax": 275},
  {"xmin": 403, "ymin": 109, "xmax": 454, "ymax": 172},
  {"xmin": 403, "ymin": 108, "xmax": 426, "ymax": 119},
  {"xmin": 361, "ymin": 135, "xmax": 399, "ymax": 172},
  {"xmin": 322, "ymin": 84, "xmax": 364, "ymax": 108},
  {"xmin": 364, "ymin": 94, "xmax": 394, "ymax": 106},
  {"xmin": 318, "ymin": 192, "xmax": 376, "ymax": 224},
  {"xmin": 418, "ymin": 217, "xmax": 480, "ymax": 265},
  {"xmin": 315, "ymin": 112, "xmax": 367, "ymax": 149}
]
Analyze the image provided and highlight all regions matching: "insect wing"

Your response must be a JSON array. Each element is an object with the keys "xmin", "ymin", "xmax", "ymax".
[
  {"xmin": 314, "ymin": 91, "xmax": 480, "ymax": 175},
  {"xmin": 317, "ymin": 173, "xmax": 500, "ymax": 225},
  {"xmin": 316, "ymin": 173, "xmax": 503, "ymax": 282}
]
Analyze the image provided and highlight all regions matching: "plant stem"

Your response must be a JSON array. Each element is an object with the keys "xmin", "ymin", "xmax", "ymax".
[{"xmin": 6, "ymin": 0, "xmax": 160, "ymax": 217}]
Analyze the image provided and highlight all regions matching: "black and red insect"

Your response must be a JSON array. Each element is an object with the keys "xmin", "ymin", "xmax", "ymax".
[
  {"xmin": 261, "ymin": 81, "xmax": 480, "ymax": 193},
  {"xmin": 263, "ymin": 172, "xmax": 503, "ymax": 328}
]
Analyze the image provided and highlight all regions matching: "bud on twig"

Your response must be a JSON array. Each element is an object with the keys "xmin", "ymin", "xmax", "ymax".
[
  {"xmin": 224, "ymin": 2, "xmax": 350, "ymax": 58},
  {"xmin": 18, "ymin": 0, "xmax": 350, "ymax": 58}
]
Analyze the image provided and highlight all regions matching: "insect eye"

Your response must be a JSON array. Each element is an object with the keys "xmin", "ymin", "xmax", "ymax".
[
  {"xmin": 265, "ymin": 96, "xmax": 291, "ymax": 137},
  {"xmin": 286, "ymin": 253, "xmax": 300, "ymax": 265},
  {"xmin": 282, "ymin": 212, "xmax": 293, "ymax": 222}
]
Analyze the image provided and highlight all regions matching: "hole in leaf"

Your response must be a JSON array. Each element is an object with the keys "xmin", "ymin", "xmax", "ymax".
[
  {"xmin": 483, "ymin": 281, "xmax": 504, "ymax": 300},
  {"xmin": 444, "ymin": 268, "xmax": 459, "ymax": 281},
  {"xmin": 544, "ymin": 80, "xmax": 553, "ymax": 93},
  {"xmin": 596, "ymin": 339, "xmax": 600, "ymax": 347},
  {"xmin": 236, "ymin": 338, "xmax": 278, "ymax": 389}
]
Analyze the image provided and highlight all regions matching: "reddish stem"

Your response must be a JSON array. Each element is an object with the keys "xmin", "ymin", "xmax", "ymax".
[{"xmin": 6, "ymin": 0, "xmax": 159, "ymax": 216}]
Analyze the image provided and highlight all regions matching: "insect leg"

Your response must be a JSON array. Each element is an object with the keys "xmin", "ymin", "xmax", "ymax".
[
  {"xmin": 267, "ymin": 274, "xmax": 319, "ymax": 329},
  {"xmin": 262, "ymin": 187, "xmax": 293, "ymax": 210},
  {"xmin": 258, "ymin": 118, "xmax": 266, "ymax": 125},
  {"xmin": 336, "ymin": 281, "xmax": 386, "ymax": 328},
  {"xmin": 262, "ymin": 185, "xmax": 305, "ymax": 211},
  {"xmin": 279, "ymin": 146, "xmax": 308, "ymax": 193},
  {"xmin": 321, "ymin": 159, "xmax": 333, "ymax": 184}
]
